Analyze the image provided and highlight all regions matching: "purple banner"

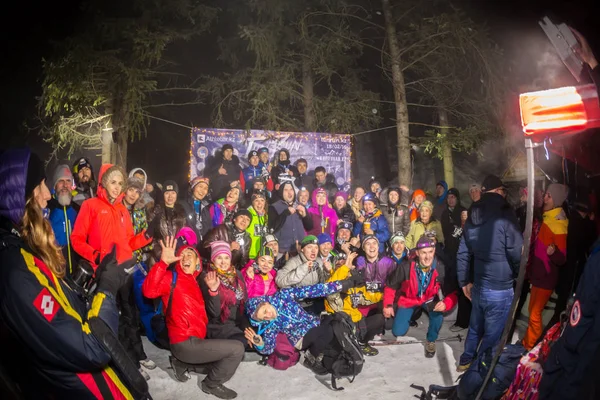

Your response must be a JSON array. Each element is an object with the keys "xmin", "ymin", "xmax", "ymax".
[{"xmin": 190, "ymin": 128, "xmax": 352, "ymax": 190}]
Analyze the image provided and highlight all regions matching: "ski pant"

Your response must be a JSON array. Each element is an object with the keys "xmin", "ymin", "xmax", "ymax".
[
  {"xmin": 132, "ymin": 262, "xmax": 157, "ymax": 343},
  {"xmin": 392, "ymin": 305, "xmax": 443, "ymax": 342},
  {"xmin": 356, "ymin": 313, "xmax": 385, "ymax": 343},
  {"xmin": 170, "ymin": 337, "xmax": 244, "ymax": 386},
  {"xmin": 117, "ymin": 275, "xmax": 146, "ymax": 367},
  {"xmin": 522, "ymin": 286, "xmax": 553, "ymax": 350},
  {"xmin": 301, "ymin": 317, "xmax": 335, "ymax": 357},
  {"xmin": 460, "ymin": 286, "xmax": 513, "ymax": 365}
]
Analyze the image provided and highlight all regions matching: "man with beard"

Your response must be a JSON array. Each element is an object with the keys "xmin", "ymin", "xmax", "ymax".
[
  {"xmin": 48, "ymin": 164, "xmax": 80, "ymax": 277},
  {"xmin": 71, "ymin": 157, "xmax": 96, "ymax": 205},
  {"xmin": 203, "ymin": 209, "xmax": 252, "ymax": 270}
]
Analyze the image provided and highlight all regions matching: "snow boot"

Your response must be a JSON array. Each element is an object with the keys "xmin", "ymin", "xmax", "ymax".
[
  {"xmin": 140, "ymin": 358, "xmax": 156, "ymax": 370},
  {"xmin": 425, "ymin": 341, "xmax": 436, "ymax": 358},
  {"xmin": 201, "ymin": 381, "xmax": 238, "ymax": 399},
  {"xmin": 359, "ymin": 343, "xmax": 379, "ymax": 356},
  {"xmin": 303, "ymin": 352, "xmax": 328, "ymax": 376},
  {"xmin": 169, "ymin": 356, "xmax": 190, "ymax": 382}
]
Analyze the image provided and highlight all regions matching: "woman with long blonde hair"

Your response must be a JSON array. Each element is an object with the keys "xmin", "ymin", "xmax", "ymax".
[{"xmin": 0, "ymin": 149, "xmax": 141, "ymax": 399}]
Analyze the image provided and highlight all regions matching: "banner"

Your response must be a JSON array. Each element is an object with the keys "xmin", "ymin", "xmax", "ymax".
[{"xmin": 190, "ymin": 128, "xmax": 352, "ymax": 191}]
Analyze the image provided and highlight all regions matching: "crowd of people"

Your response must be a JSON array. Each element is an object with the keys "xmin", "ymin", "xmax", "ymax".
[{"xmin": 0, "ymin": 142, "xmax": 599, "ymax": 400}]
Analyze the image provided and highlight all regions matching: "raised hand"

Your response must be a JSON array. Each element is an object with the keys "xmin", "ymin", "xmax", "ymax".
[
  {"xmin": 204, "ymin": 271, "xmax": 221, "ymax": 292},
  {"xmin": 346, "ymin": 252, "xmax": 358, "ymax": 269},
  {"xmin": 160, "ymin": 236, "xmax": 181, "ymax": 265}
]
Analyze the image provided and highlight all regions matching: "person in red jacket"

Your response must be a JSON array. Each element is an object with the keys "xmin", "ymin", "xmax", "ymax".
[
  {"xmin": 71, "ymin": 164, "xmax": 151, "ymax": 268},
  {"xmin": 383, "ymin": 235, "xmax": 458, "ymax": 358},
  {"xmin": 142, "ymin": 237, "xmax": 243, "ymax": 400}
]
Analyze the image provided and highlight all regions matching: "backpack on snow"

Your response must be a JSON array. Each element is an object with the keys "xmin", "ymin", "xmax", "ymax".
[
  {"xmin": 150, "ymin": 271, "xmax": 177, "ymax": 350},
  {"xmin": 263, "ymin": 333, "xmax": 300, "ymax": 370},
  {"xmin": 321, "ymin": 312, "xmax": 365, "ymax": 391}
]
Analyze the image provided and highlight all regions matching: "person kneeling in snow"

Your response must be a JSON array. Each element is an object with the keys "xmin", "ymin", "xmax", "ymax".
[
  {"xmin": 142, "ymin": 237, "xmax": 243, "ymax": 400},
  {"xmin": 383, "ymin": 235, "xmax": 457, "ymax": 358},
  {"xmin": 244, "ymin": 279, "xmax": 363, "ymax": 375}
]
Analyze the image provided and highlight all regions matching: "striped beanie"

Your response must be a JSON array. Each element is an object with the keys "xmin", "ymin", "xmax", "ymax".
[{"xmin": 210, "ymin": 241, "xmax": 231, "ymax": 262}]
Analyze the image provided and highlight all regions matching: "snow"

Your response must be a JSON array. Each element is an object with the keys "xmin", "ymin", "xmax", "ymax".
[{"xmin": 144, "ymin": 310, "xmax": 476, "ymax": 400}]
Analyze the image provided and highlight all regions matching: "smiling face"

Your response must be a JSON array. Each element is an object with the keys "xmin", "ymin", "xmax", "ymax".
[
  {"xmin": 298, "ymin": 189, "xmax": 309, "ymax": 205},
  {"xmin": 319, "ymin": 242, "xmax": 332, "ymax": 257},
  {"xmin": 417, "ymin": 247, "xmax": 435, "ymax": 268},
  {"xmin": 259, "ymin": 152, "xmax": 269, "ymax": 164},
  {"xmin": 234, "ymin": 215, "xmax": 251, "ymax": 231},
  {"xmin": 249, "ymin": 155, "xmax": 259, "ymax": 166},
  {"xmin": 255, "ymin": 302, "xmax": 278, "ymax": 321},
  {"xmin": 297, "ymin": 161, "xmax": 307, "ymax": 174},
  {"xmin": 364, "ymin": 238, "xmax": 379, "ymax": 260},
  {"xmin": 370, "ymin": 182, "xmax": 381, "ymax": 193},
  {"xmin": 124, "ymin": 187, "xmax": 141, "ymax": 206},
  {"xmin": 78, "ymin": 166, "xmax": 92, "ymax": 183},
  {"xmin": 193, "ymin": 182, "xmax": 209, "ymax": 201},
  {"xmin": 34, "ymin": 179, "xmax": 52, "ymax": 209},
  {"xmin": 106, "ymin": 174, "xmax": 124, "ymax": 202},
  {"xmin": 353, "ymin": 187, "xmax": 365, "ymax": 202},
  {"xmin": 214, "ymin": 253, "xmax": 232, "ymax": 271},
  {"xmin": 278, "ymin": 151, "xmax": 288, "ymax": 162},
  {"xmin": 389, "ymin": 191, "xmax": 399, "ymax": 205},
  {"xmin": 414, "ymin": 194, "xmax": 425, "ymax": 205},
  {"xmin": 180, "ymin": 248, "xmax": 199, "ymax": 275},
  {"xmin": 164, "ymin": 190, "xmax": 177, "ymax": 207},
  {"xmin": 337, "ymin": 228, "xmax": 351, "ymax": 242},
  {"xmin": 392, "ymin": 240, "xmax": 406, "ymax": 256},
  {"xmin": 226, "ymin": 188, "xmax": 240, "ymax": 204},
  {"xmin": 301, "ymin": 243, "xmax": 318, "ymax": 261},
  {"xmin": 420, "ymin": 206, "xmax": 432, "ymax": 224},
  {"xmin": 334, "ymin": 196, "xmax": 346, "ymax": 209},
  {"xmin": 252, "ymin": 196, "xmax": 266, "ymax": 213},
  {"xmin": 55, "ymin": 178, "xmax": 73, "ymax": 206},
  {"xmin": 265, "ymin": 240, "xmax": 279, "ymax": 255},
  {"xmin": 253, "ymin": 181, "xmax": 265, "ymax": 191},
  {"xmin": 363, "ymin": 200, "xmax": 375, "ymax": 214},
  {"xmin": 257, "ymin": 255, "xmax": 274, "ymax": 274},
  {"xmin": 316, "ymin": 192, "xmax": 327, "ymax": 206},
  {"xmin": 282, "ymin": 185, "xmax": 295, "ymax": 203}
]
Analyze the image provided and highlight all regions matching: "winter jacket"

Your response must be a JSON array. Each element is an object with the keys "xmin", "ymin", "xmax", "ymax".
[
  {"xmin": 71, "ymin": 164, "xmax": 151, "ymax": 269},
  {"xmin": 382, "ymin": 204, "xmax": 411, "ymax": 236},
  {"xmin": 325, "ymin": 264, "xmax": 382, "ymax": 322},
  {"xmin": 246, "ymin": 205, "xmax": 269, "ymax": 259},
  {"xmin": 352, "ymin": 209, "xmax": 391, "ymax": 254},
  {"xmin": 199, "ymin": 269, "xmax": 249, "ymax": 340},
  {"xmin": 48, "ymin": 197, "xmax": 80, "ymax": 276},
  {"xmin": 246, "ymin": 282, "xmax": 343, "ymax": 355},
  {"xmin": 241, "ymin": 165, "xmax": 274, "ymax": 193},
  {"xmin": 147, "ymin": 202, "xmax": 187, "ymax": 262},
  {"xmin": 276, "ymin": 252, "xmax": 327, "ymax": 290},
  {"xmin": 203, "ymin": 222, "xmax": 251, "ymax": 269},
  {"xmin": 0, "ymin": 217, "xmax": 134, "ymax": 399},
  {"xmin": 181, "ymin": 193, "xmax": 211, "ymax": 242},
  {"xmin": 313, "ymin": 174, "xmax": 339, "ymax": 203},
  {"xmin": 384, "ymin": 258, "xmax": 458, "ymax": 310},
  {"xmin": 409, "ymin": 189, "xmax": 426, "ymax": 223},
  {"xmin": 294, "ymin": 173, "xmax": 314, "ymax": 193},
  {"xmin": 528, "ymin": 207, "xmax": 568, "ymax": 290},
  {"xmin": 441, "ymin": 204, "xmax": 467, "ymax": 257},
  {"xmin": 271, "ymin": 158, "xmax": 298, "ymax": 187},
  {"xmin": 405, "ymin": 218, "xmax": 445, "ymax": 249},
  {"xmin": 268, "ymin": 182, "xmax": 314, "ymax": 253},
  {"xmin": 242, "ymin": 261, "xmax": 277, "ymax": 298},
  {"xmin": 306, "ymin": 189, "xmax": 338, "ymax": 241},
  {"xmin": 209, "ymin": 198, "xmax": 239, "ymax": 228},
  {"xmin": 433, "ymin": 180, "xmax": 449, "ymax": 221},
  {"xmin": 142, "ymin": 246, "xmax": 208, "ymax": 344},
  {"xmin": 355, "ymin": 255, "xmax": 396, "ymax": 286},
  {"xmin": 72, "ymin": 183, "xmax": 96, "ymax": 206},
  {"xmin": 457, "ymin": 193, "xmax": 523, "ymax": 290},
  {"xmin": 125, "ymin": 203, "xmax": 153, "ymax": 264},
  {"xmin": 334, "ymin": 204, "xmax": 356, "ymax": 226},
  {"xmin": 205, "ymin": 152, "xmax": 242, "ymax": 200}
]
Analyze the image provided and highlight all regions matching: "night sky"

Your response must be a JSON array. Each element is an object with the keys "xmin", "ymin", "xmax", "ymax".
[{"xmin": 0, "ymin": 0, "xmax": 596, "ymax": 184}]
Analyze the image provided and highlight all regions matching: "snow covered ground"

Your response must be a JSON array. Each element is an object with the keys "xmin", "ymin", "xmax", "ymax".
[{"xmin": 143, "ymin": 308, "xmax": 496, "ymax": 400}]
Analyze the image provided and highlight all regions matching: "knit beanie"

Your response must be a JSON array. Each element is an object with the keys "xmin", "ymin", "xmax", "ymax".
[
  {"xmin": 361, "ymin": 234, "xmax": 379, "ymax": 249},
  {"xmin": 210, "ymin": 241, "xmax": 232, "ymax": 262},
  {"xmin": 301, "ymin": 235, "xmax": 319, "ymax": 248},
  {"xmin": 335, "ymin": 191, "xmax": 348, "ymax": 201},
  {"xmin": 547, "ymin": 183, "xmax": 568, "ymax": 208},
  {"xmin": 222, "ymin": 143, "xmax": 234, "ymax": 152},
  {"xmin": 100, "ymin": 165, "xmax": 125, "ymax": 190},
  {"xmin": 317, "ymin": 233, "xmax": 333, "ymax": 245},
  {"xmin": 126, "ymin": 176, "xmax": 144, "ymax": 192},
  {"xmin": 389, "ymin": 232, "xmax": 406, "ymax": 246},
  {"xmin": 52, "ymin": 164, "xmax": 73, "ymax": 189},
  {"xmin": 419, "ymin": 200, "xmax": 434, "ymax": 212},
  {"xmin": 163, "ymin": 180, "xmax": 179, "ymax": 194},
  {"xmin": 190, "ymin": 176, "xmax": 210, "ymax": 190},
  {"xmin": 25, "ymin": 152, "xmax": 46, "ymax": 199}
]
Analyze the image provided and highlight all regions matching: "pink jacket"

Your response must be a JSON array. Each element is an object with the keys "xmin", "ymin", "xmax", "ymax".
[
  {"xmin": 242, "ymin": 262, "xmax": 278, "ymax": 299},
  {"xmin": 307, "ymin": 188, "xmax": 338, "ymax": 241}
]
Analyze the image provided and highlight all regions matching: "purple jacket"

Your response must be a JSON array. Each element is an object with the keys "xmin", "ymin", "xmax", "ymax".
[
  {"xmin": 356, "ymin": 255, "xmax": 396, "ymax": 285},
  {"xmin": 0, "ymin": 148, "xmax": 31, "ymax": 225}
]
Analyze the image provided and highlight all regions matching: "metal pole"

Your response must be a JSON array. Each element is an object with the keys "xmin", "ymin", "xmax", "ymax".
[{"xmin": 475, "ymin": 137, "xmax": 535, "ymax": 399}]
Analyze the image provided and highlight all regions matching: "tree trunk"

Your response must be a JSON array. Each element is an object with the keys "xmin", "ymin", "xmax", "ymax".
[
  {"xmin": 438, "ymin": 108, "xmax": 454, "ymax": 188},
  {"xmin": 302, "ymin": 56, "xmax": 317, "ymax": 131},
  {"xmin": 102, "ymin": 98, "xmax": 114, "ymax": 164},
  {"xmin": 110, "ymin": 90, "xmax": 129, "ymax": 169},
  {"xmin": 382, "ymin": 0, "xmax": 411, "ymax": 187}
]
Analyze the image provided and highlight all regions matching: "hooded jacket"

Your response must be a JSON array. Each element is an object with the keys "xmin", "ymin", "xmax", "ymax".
[
  {"xmin": 71, "ymin": 164, "xmax": 151, "ymax": 269},
  {"xmin": 381, "ymin": 187, "xmax": 411, "ymax": 236},
  {"xmin": 128, "ymin": 167, "xmax": 155, "ymax": 206},
  {"xmin": 457, "ymin": 192, "xmax": 523, "ymax": 290},
  {"xmin": 202, "ymin": 222, "xmax": 251, "ymax": 269},
  {"xmin": 245, "ymin": 282, "xmax": 343, "ymax": 355},
  {"xmin": 205, "ymin": 151, "xmax": 242, "ymax": 200},
  {"xmin": 441, "ymin": 193, "xmax": 467, "ymax": 257},
  {"xmin": 306, "ymin": 188, "xmax": 338, "ymax": 241},
  {"xmin": 352, "ymin": 209, "xmax": 390, "ymax": 254},
  {"xmin": 242, "ymin": 260, "xmax": 277, "ymax": 298},
  {"xmin": 142, "ymin": 246, "xmax": 208, "ymax": 344},
  {"xmin": 268, "ymin": 182, "xmax": 314, "ymax": 253}
]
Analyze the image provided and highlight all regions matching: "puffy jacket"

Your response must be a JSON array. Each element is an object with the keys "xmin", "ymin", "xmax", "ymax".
[
  {"xmin": 325, "ymin": 264, "xmax": 381, "ymax": 322},
  {"xmin": 205, "ymin": 153, "xmax": 242, "ymax": 200},
  {"xmin": 382, "ymin": 204, "xmax": 411, "ymax": 236},
  {"xmin": 141, "ymin": 246, "xmax": 208, "ymax": 344},
  {"xmin": 457, "ymin": 193, "xmax": 523, "ymax": 290},
  {"xmin": 125, "ymin": 203, "xmax": 153, "ymax": 264},
  {"xmin": 528, "ymin": 207, "xmax": 568, "ymax": 290},
  {"xmin": 203, "ymin": 222, "xmax": 251, "ymax": 269},
  {"xmin": 147, "ymin": 202, "xmax": 187, "ymax": 262},
  {"xmin": 334, "ymin": 204, "xmax": 356, "ymax": 225},
  {"xmin": 0, "ymin": 217, "xmax": 134, "ymax": 399},
  {"xmin": 352, "ymin": 209, "xmax": 390, "ymax": 254},
  {"xmin": 276, "ymin": 252, "xmax": 327, "ymax": 290},
  {"xmin": 405, "ymin": 218, "xmax": 444, "ymax": 249},
  {"xmin": 181, "ymin": 193, "xmax": 211, "ymax": 242},
  {"xmin": 268, "ymin": 182, "xmax": 314, "ymax": 253},
  {"xmin": 71, "ymin": 164, "xmax": 151, "ymax": 269},
  {"xmin": 242, "ymin": 261, "xmax": 277, "ymax": 298},
  {"xmin": 48, "ymin": 197, "xmax": 80, "ymax": 275},
  {"xmin": 384, "ymin": 258, "xmax": 458, "ymax": 310},
  {"xmin": 246, "ymin": 282, "xmax": 343, "ymax": 355},
  {"xmin": 241, "ymin": 165, "xmax": 274, "ymax": 193},
  {"xmin": 306, "ymin": 189, "xmax": 338, "ymax": 241},
  {"xmin": 246, "ymin": 205, "xmax": 269, "ymax": 259},
  {"xmin": 312, "ymin": 174, "xmax": 338, "ymax": 203},
  {"xmin": 209, "ymin": 198, "xmax": 239, "ymax": 228}
]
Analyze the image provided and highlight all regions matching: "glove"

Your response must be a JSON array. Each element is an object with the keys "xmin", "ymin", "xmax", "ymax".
[{"xmin": 95, "ymin": 246, "xmax": 136, "ymax": 297}]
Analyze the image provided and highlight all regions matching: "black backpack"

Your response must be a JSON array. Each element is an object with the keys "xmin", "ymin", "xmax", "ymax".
[{"xmin": 321, "ymin": 312, "xmax": 365, "ymax": 391}]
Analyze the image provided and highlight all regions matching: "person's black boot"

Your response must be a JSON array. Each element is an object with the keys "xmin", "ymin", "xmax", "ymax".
[
  {"xmin": 201, "ymin": 380, "xmax": 238, "ymax": 399},
  {"xmin": 169, "ymin": 356, "xmax": 190, "ymax": 382},
  {"xmin": 303, "ymin": 352, "xmax": 328, "ymax": 376}
]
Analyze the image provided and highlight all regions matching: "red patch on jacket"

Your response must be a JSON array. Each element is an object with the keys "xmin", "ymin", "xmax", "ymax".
[{"xmin": 33, "ymin": 288, "xmax": 60, "ymax": 322}]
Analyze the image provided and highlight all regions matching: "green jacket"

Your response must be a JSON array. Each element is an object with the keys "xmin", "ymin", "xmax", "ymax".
[
  {"xmin": 405, "ymin": 219, "xmax": 444, "ymax": 249},
  {"xmin": 246, "ymin": 206, "xmax": 269, "ymax": 259}
]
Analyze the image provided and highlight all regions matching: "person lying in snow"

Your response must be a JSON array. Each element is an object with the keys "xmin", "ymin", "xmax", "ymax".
[
  {"xmin": 244, "ymin": 279, "xmax": 364, "ymax": 375},
  {"xmin": 242, "ymin": 246, "xmax": 278, "ymax": 299}
]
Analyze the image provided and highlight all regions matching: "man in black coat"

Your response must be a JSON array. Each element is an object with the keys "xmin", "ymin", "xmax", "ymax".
[
  {"xmin": 181, "ymin": 176, "xmax": 212, "ymax": 242},
  {"xmin": 205, "ymin": 144, "xmax": 242, "ymax": 200}
]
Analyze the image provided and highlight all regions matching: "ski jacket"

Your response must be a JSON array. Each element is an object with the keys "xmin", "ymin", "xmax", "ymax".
[
  {"xmin": 0, "ymin": 219, "xmax": 134, "ymax": 399},
  {"xmin": 405, "ymin": 218, "xmax": 445, "ymax": 249},
  {"xmin": 246, "ymin": 282, "xmax": 343, "ymax": 355},
  {"xmin": 241, "ymin": 165, "xmax": 274, "ymax": 193},
  {"xmin": 334, "ymin": 204, "xmax": 356, "ymax": 226},
  {"xmin": 246, "ymin": 205, "xmax": 269, "ymax": 259},
  {"xmin": 203, "ymin": 222, "xmax": 251, "ymax": 269},
  {"xmin": 141, "ymin": 246, "xmax": 208, "ymax": 344},
  {"xmin": 71, "ymin": 164, "xmax": 151, "ymax": 269},
  {"xmin": 352, "ymin": 209, "xmax": 390, "ymax": 254},
  {"xmin": 527, "ymin": 207, "xmax": 568, "ymax": 290},
  {"xmin": 382, "ymin": 203, "xmax": 411, "ymax": 236},
  {"xmin": 306, "ymin": 188, "xmax": 338, "ymax": 241},
  {"xmin": 209, "ymin": 198, "xmax": 239, "ymax": 228},
  {"xmin": 325, "ymin": 264, "xmax": 382, "ymax": 322},
  {"xmin": 276, "ymin": 252, "xmax": 326, "ymax": 289},
  {"xmin": 456, "ymin": 193, "xmax": 523, "ymax": 290},
  {"xmin": 384, "ymin": 258, "xmax": 458, "ymax": 310},
  {"xmin": 181, "ymin": 194, "xmax": 211, "ymax": 242},
  {"xmin": 242, "ymin": 261, "xmax": 277, "ymax": 298},
  {"xmin": 48, "ymin": 197, "xmax": 80, "ymax": 275}
]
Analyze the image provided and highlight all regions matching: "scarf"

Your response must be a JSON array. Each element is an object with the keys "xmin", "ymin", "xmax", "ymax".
[
  {"xmin": 210, "ymin": 264, "xmax": 246, "ymax": 323},
  {"xmin": 416, "ymin": 261, "xmax": 435, "ymax": 297}
]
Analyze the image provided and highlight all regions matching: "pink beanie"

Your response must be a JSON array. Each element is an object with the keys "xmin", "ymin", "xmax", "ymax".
[
  {"xmin": 210, "ymin": 241, "xmax": 232, "ymax": 262},
  {"xmin": 176, "ymin": 227, "xmax": 198, "ymax": 247}
]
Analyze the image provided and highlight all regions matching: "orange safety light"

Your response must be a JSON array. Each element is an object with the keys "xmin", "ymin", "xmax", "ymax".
[{"xmin": 519, "ymin": 83, "xmax": 600, "ymax": 137}]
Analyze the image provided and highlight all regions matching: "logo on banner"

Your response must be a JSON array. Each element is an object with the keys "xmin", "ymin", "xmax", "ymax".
[
  {"xmin": 197, "ymin": 134, "xmax": 206, "ymax": 143},
  {"xmin": 34, "ymin": 288, "xmax": 60, "ymax": 322}
]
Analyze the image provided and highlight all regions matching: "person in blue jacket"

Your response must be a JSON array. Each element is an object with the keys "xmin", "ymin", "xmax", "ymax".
[
  {"xmin": 353, "ymin": 192, "xmax": 390, "ymax": 254},
  {"xmin": 48, "ymin": 164, "xmax": 80, "ymax": 277}
]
